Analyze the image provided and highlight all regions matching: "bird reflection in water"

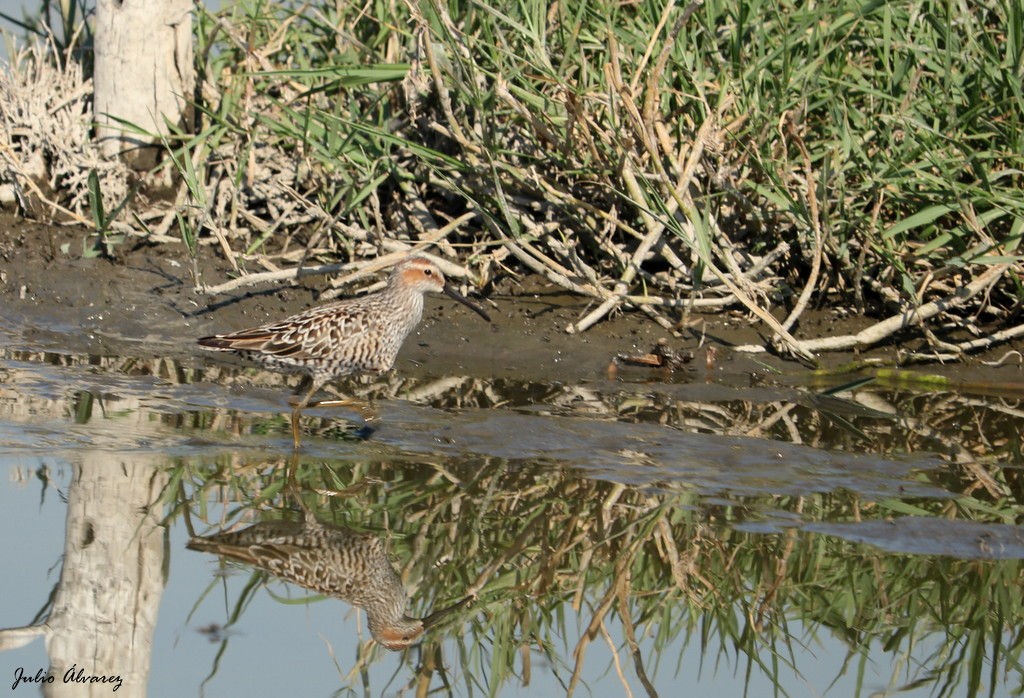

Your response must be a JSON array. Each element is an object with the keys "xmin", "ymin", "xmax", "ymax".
[{"xmin": 188, "ymin": 517, "xmax": 473, "ymax": 650}]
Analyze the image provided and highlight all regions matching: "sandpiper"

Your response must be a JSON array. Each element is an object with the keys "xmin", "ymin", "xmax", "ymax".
[{"xmin": 198, "ymin": 256, "xmax": 490, "ymax": 447}]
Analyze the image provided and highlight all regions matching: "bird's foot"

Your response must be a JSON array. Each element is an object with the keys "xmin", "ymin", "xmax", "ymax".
[{"xmin": 310, "ymin": 397, "xmax": 379, "ymax": 422}]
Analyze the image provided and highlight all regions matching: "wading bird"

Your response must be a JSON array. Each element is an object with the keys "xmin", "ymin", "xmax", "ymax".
[{"xmin": 198, "ymin": 256, "xmax": 490, "ymax": 448}]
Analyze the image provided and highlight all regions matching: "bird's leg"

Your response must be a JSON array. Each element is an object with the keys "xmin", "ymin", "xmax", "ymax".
[
  {"xmin": 287, "ymin": 379, "xmax": 379, "ymax": 446},
  {"xmin": 288, "ymin": 378, "xmax": 321, "ymax": 450},
  {"xmin": 304, "ymin": 379, "xmax": 377, "ymax": 421},
  {"xmin": 312, "ymin": 395, "xmax": 378, "ymax": 421},
  {"xmin": 290, "ymin": 403, "xmax": 305, "ymax": 450},
  {"xmin": 290, "ymin": 376, "xmax": 368, "ymax": 412},
  {"xmin": 283, "ymin": 454, "xmax": 317, "ymax": 522}
]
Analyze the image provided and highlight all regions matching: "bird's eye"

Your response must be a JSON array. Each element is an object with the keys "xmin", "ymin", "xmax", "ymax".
[{"xmin": 423, "ymin": 268, "xmax": 433, "ymax": 276}]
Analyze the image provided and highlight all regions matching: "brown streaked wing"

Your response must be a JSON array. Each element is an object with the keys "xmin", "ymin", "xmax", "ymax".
[{"xmin": 212, "ymin": 302, "xmax": 378, "ymax": 362}]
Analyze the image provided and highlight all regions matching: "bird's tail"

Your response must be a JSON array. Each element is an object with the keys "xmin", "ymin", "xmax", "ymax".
[{"xmin": 197, "ymin": 331, "xmax": 275, "ymax": 351}]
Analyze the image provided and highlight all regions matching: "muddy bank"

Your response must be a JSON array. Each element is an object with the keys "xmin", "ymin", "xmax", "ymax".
[{"xmin": 0, "ymin": 216, "xmax": 1021, "ymax": 389}]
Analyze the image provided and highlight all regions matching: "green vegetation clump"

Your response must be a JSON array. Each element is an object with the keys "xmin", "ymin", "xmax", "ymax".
[{"xmin": 2, "ymin": 0, "xmax": 1023, "ymax": 358}]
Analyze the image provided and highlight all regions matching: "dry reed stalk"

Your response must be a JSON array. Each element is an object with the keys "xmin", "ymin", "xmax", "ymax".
[
  {"xmin": 733, "ymin": 264, "xmax": 1012, "ymax": 356},
  {"xmin": 777, "ymin": 118, "xmax": 823, "ymax": 334}
]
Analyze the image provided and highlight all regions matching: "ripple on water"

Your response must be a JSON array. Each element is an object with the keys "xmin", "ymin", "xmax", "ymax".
[
  {"xmin": 374, "ymin": 400, "xmax": 950, "ymax": 500},
  {"xmin": 805, "ymin": 517, "xmax": 1024, "ymax": 559}
]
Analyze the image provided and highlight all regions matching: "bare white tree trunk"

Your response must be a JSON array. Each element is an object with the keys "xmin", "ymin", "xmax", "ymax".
[{"xmin": 93, "ymin": 0, "xmax": 194, "ymax": 167}]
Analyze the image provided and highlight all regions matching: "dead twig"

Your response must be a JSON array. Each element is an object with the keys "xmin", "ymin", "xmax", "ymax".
[{"xmin": 733, "ymin": 264, "xmax": 1012, "ymax": 357}]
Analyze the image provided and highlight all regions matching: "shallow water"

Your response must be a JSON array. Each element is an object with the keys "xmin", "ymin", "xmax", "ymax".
[{"xmin": 0, "ymin": 335, "xmax": 1022, "ymax": 697}]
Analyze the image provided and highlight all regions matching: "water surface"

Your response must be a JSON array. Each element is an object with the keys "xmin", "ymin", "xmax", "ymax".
[{"xmin": 1, "ymin": 337, "xmax": 1022, "ymax": 698}]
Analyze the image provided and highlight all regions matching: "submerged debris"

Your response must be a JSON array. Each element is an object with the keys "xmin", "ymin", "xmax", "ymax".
[{"xmin": 616, "ymin": 338, "xmax": 694, "ymax": 372}]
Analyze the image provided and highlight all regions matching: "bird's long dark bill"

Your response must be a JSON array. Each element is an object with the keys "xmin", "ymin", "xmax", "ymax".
[
  {"xmin": 420, "ymin": 594, "xmax": 476, "ymax": 629},
  {"xmin": 444, "ymin": 284, "xmax": 491, "ymax": 322}
]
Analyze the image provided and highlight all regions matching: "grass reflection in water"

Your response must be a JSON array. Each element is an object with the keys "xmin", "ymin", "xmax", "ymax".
[
  {"xmin": 4, "ymin": 349, "xmax": 1022, "ymax": 695},
  {"xmin": 167, "ymin": 446, "xmax": 1024, "ymax": 698}
]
